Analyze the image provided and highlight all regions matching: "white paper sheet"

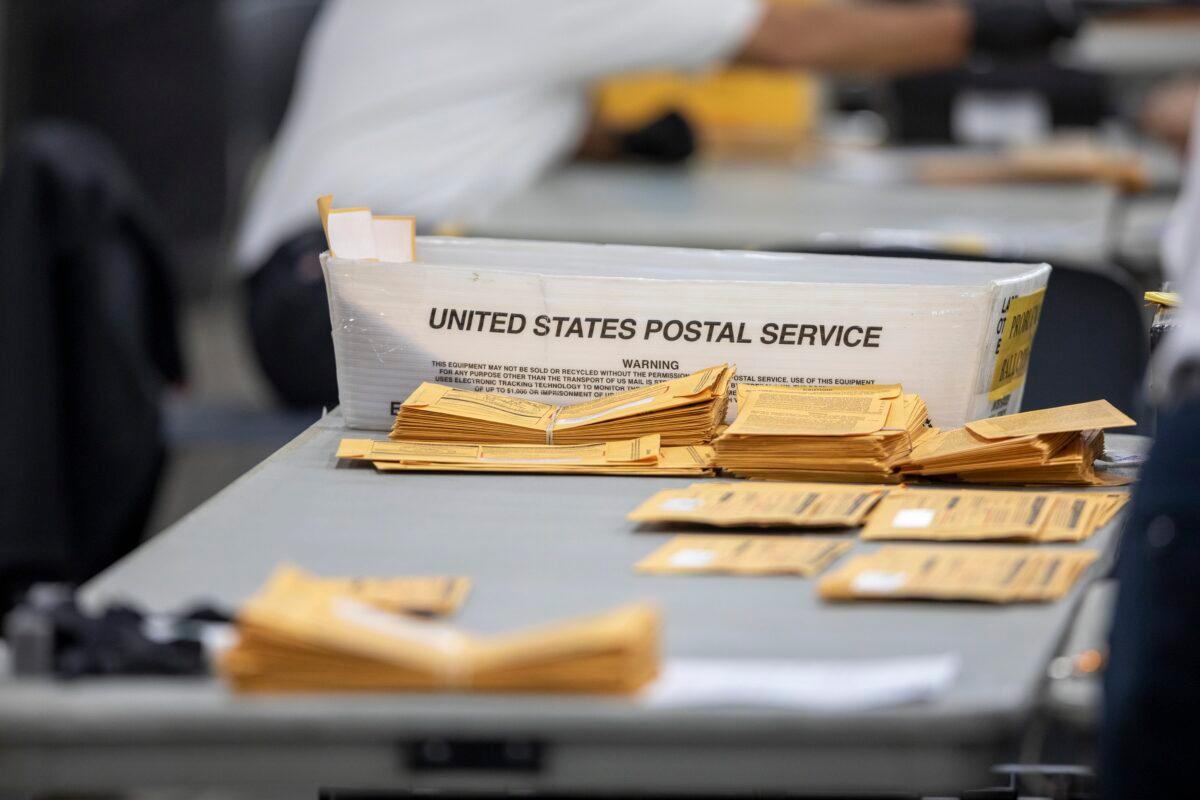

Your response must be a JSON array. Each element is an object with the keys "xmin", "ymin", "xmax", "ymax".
[
  {"xmin": 641, "ymin": 654, "xmax": 960, "ymax": 712},
  {"xmin": 326, "ymin": 209, "xmax": 377, "ymax": 260},
  {"xmin": 373, "ymin": 216, "xmax": 416, "ymax": 263}
]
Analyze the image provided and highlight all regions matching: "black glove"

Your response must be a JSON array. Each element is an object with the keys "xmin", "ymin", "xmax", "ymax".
[
  {"xmin": 618, "ymin": 111, "xmax": 696, "ymax": 164},
  {"xmin": 970, "ymin": 0, "xmax": 1084, "ymax": 56}
]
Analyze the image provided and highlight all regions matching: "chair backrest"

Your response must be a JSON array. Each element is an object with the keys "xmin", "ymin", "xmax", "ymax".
[
  {"xmin": 1022, "ymin": 262, "xmax": 1149, "ymax": 433},
  {"xmin": 768, "ymin": 244, "xmax": 1150, "ymax": 433}
]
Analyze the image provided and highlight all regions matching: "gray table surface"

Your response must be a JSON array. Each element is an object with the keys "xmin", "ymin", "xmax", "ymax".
[
  {"xmin": 0, "ymin": 418, "xmax": 1146, "ymax": 796},
  {"xmin": 463, "ymin": 160, "xmax": 1119, "ymax": 265}
]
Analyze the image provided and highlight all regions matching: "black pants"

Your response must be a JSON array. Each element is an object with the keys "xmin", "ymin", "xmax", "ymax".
[
  {"xmin": 246, "ymin": 229, "xmax": 339, "ymax": 409},
  {"xmin": 1102, "ymin": 397, "xmax": 1200, "ymax": 798}
]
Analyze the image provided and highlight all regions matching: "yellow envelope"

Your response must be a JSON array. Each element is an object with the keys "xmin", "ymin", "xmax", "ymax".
[
  {"xmin": 966, "ymin": 400, "xmax": 1135, "ymax": 440},
  {"xmin": 628, "ymin": 482, "xmax": 886, "ymax": 528},
  {"xmin": 818, "ymin": 546, "xmax": 1097, "ymax": 603},
  {"xmin": 636, "ymin": 535, "xmax": 852, "ymax": 576}
]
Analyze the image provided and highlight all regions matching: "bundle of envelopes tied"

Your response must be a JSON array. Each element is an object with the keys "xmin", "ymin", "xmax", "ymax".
[
  {"xmin": 335, "ymin": 364, "xmax": 731, "ymax": 475},
  {"xmin": 900, "ymin": 400, "xmax": 1135, "ymax": 485},
  {"xmin": 220, "ymin": 566, "xmax": 660, "ymax": 694},
  {"xmin": 391, "ymin": 364, "xmax": 733, "ymax": 446},
  {"xmin": 713, "ymin": 383, "xmax": 935, "ymax": 483}
]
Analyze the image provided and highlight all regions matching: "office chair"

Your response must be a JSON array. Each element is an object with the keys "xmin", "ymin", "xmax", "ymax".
[{"xmin": 1022, "ymin": 260, "xmax": 1148, "ymax": 431}]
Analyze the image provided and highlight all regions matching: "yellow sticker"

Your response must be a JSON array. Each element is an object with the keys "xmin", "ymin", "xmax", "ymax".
[{"xmin": 988, "ymin": 289, "xmax": 1045, "ymax": 403}]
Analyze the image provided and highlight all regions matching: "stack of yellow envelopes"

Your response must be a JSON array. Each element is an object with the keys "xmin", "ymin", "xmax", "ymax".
[
  {"xmin": 818, "ymin": 545, "xmax": 1098, "ymax": 603},
  {"xmin": 220, "ymin": 566, "xmax": 660, "ymax": 694},
  {"xmin": 713, "ymin": 384, "xmax": 936, "ymax": 483},
  {"xmin": 390, "ymin": 365, "xmax": 733, "ymax": 446},
  {"xmin": 900, "ymin": 400, "xmax": 1135, "ymax": 485},
  {"xmin": 628, "ymin": 482, "xmax": 887, "ymax": 528},
  {"xmin": 338, "ymin": 435, "xmax": 715, "ymax": 477},
  {"xmin": 860, "ymin": 488, "xmax": 1129, "ymax": 543}
]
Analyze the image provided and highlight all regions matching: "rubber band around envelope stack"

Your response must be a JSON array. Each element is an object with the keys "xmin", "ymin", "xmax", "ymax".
[{"xmin": 880, "ymin": 426, "xmax": 916, "ymax": 454}]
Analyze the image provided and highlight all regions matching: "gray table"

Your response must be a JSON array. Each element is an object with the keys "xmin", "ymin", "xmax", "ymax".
[
  {"xmin": 0, "ymin": 417, "xmax": 1145, "ymax": 797},
  {"xmin": 463, "ymin": 161, "xmax": 1119, "ymax": 265}
]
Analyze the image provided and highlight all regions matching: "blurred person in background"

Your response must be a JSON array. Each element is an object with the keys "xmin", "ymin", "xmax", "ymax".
[
  {"xmin": 1102, "ymin": 89, "xmax": 1199, "ymax": 798},
  {"xmin": 1141, "ymin": 75, "xmax": 1199, "ymax": 152},
  {"xmin": 236, "ymin": 0, "xmax": 1083, "ymax": 409}
]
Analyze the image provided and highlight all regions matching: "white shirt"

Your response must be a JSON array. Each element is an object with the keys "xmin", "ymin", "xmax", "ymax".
[
  {"xmin": 1150, "ymin": 97, "xmax": 1200, "ymax": 402},
  {"xmin": 235, "ymin": 0, "xmax": 762, "ymax": 272}
]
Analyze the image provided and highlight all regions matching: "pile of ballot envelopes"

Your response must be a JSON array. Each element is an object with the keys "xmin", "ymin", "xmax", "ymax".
[
  {"xmin": 391, "ymin": 364, "xmax": 733, "ymax": 446},
  {"xmin": 900, "ymin": 400, "xmax": 1134, "ymax": 485},
  {"xmin": 220, "ymin": 566, "xmax": 660, "ymax": 694},
  {"xmin": 347, "ymin": 363, "xmax": 1135, "ymax": 487},
  {"xmin": 714, "ymin": 384, "xmax": 935, "ymax": 483},
  {"xmin": 338, "ymin": 435, "xmax": 715, "ymax": 476}
]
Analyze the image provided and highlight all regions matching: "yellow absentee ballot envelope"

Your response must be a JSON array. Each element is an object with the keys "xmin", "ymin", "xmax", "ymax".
[
  {"xmin": 818, "ymin": 545, "xmax": 1097, "ymax": 603},
  {"xmin": 319, "ymin": 575, "xmax": 471, "ymax": 617},
  {"xmin": 966, "ymin": 400, "xmax": 1135, "ymax": 440},
  {"xmin": 860, "ymin": 488, "xmax": 1128, "ymax": 543},
  {"xmin": 636, "ymin": 535, "xmax": 851, "ymax": 577},
  {"xmin": 628, "ymin": 482, "xmax": 886, "ymax": 528}
]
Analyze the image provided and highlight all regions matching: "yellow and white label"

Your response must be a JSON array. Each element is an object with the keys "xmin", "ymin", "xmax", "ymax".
[{"xmin": 988, "ymin": 289, "xmax": 1045, "ymax": 403}]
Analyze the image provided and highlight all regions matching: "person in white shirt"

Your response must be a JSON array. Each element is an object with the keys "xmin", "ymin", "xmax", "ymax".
[{"xmin": 237, "ymin": 0, "xmax": 1081, "ymax": 407}]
